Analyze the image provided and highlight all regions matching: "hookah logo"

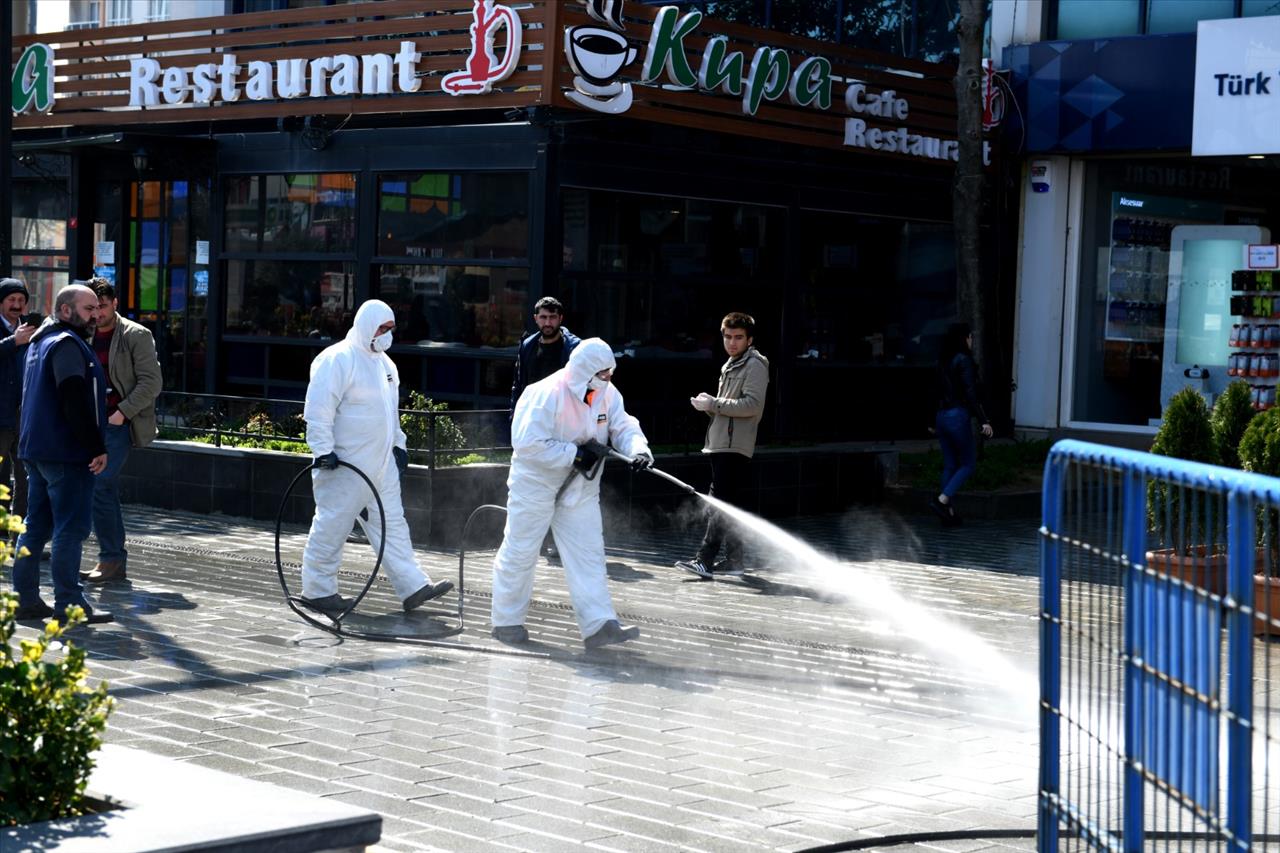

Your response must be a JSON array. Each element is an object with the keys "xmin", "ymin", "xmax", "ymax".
[
  {"xmin": 564, "ymin": 0, "xmax": 638, "ymax": 114},
  {"xmin": 441, "ymin": 0, "xmax": 523, "ymax": 96}
]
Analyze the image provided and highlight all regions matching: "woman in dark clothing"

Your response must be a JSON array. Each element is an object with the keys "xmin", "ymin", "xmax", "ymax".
[{"xmin": 932, "ymin": 323, "xmax": 993, "ymax": 525}]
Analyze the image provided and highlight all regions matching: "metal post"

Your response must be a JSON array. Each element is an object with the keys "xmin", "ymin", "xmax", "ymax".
[
  {"xmin": 2, "ymin": 0, "xmax": 14, "ymax": 276},
  {"xmin": 1226, "ymin": 489, "xmax": 1254, "ymax": 849},
  {"xmin": 1038, "ymin": 453, "xmax": 1064, "ymax": 852},
  {"xmin": 1121, "ymin": 468, "xmax": 1147, "ymax": 853}
]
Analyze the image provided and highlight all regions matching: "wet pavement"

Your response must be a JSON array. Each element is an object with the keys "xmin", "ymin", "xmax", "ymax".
[{"xmin": 9, "ymin": 500, "xmax": 1044, "ymax": 852}]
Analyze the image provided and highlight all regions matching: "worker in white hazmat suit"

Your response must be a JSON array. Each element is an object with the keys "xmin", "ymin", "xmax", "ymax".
[
  {"xmin": 491, "ymin": 338, "xmax": 653, "ymax": 649},
  {"xmin": 299, "ymin": 299, "xmax": 453, "ymax": 617}
]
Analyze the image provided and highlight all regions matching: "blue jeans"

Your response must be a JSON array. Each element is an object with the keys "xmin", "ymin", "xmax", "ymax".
[
  {"xmin": 92, "ymin": 424, "xmax": 131, "ymax": 562},
  {"xmin": 12, "ymin": 460, "xmax": 95, "ymax": 611},
  {"xmin": 936, "ymin": 407, "xmax": 977, "ymax": 499}
]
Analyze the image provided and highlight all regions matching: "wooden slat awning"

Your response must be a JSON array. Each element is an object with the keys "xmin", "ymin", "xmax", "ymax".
[{"xmin": 11, "ymin": 0, "xmax": 966, "ymax": 164}]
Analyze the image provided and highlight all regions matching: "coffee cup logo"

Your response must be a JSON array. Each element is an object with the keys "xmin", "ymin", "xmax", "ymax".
[{"xmin": 564, "ymin": 0, "xmax": 635, "ymax": 114}]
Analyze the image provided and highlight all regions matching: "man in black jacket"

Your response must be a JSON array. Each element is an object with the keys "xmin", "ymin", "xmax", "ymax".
[{"xmin": 11, "ymin": 284, "xmax": 113, "ymax": 625}]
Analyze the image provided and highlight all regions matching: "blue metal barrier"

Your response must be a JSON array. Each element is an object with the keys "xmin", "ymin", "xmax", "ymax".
[{"xmin": 1040, "ymin": 439, "xmax": 1280, "ymax": 852}]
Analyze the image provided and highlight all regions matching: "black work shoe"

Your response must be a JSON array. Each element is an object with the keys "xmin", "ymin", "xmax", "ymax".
[
  {"xmin": 14, "ymin": 600, "xmax": 53, "ymax": 620},
  {"xmin": 544, "ymin": 547, "xmax": 562, "ymax": 567},
  {"xmin": 584, "ymin": 620, "xmax": 640, "ymax": 650},
  {"xmin": 403, "ymin": 579, "xmax": 454, "ymax": 613},
  {"xmin": 299, "ymin": 593, "xmax": 354, "ymax": 617},
  {"xmin": 929, "ymin": 496, "xmax": 960, "ymax": 526},
  {"xmin": 675, "ymin": 558, "xmax": 713, "ymax": 579},
  {"xmin": 711, "ymin": 560, "xmax": 745, "ymax": 576},
  {"xmin": 491, "ymin": 625, "xmax": 529, "ymax": 644},
  {"xmin": 54, "ymin": 605, "xmax": 113, "ymax": 626}
]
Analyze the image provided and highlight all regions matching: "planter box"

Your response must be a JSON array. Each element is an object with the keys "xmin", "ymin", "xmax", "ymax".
[
  {"xmin": 3, "ymin": 744, "xmax": 380, "ymax": 852},
  {"xmin": 121, "ymin": 441, "xmax": 893, "ymax": 547}
]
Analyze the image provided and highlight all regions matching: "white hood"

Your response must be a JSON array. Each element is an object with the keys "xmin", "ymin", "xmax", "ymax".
[
  {"xmin": 346, "ymin": 299, "xmax": 394, "ymax": 354},
  {"xmin": 565, "ymin": 338, "xmax": 616, "ymax": 393}
]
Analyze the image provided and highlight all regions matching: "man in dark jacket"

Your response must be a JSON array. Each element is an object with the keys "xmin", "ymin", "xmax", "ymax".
[
  {"xmin": 510, "ymin": 297, "xmax": 581, "ymax": 411},
  {"xmin": 0, "ymin": 278, "xmax": 36, "ymax": 517},
  {"xmin": 510, "ymin": 297, "xmax": 581, "ymax": 566},
  {"xmin": 11, "ymin": 284, "xmax": 113, "ymax": 625}
]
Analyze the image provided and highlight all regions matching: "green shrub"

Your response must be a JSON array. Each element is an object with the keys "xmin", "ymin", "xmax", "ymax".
[
  {"xmin": 400, "ymin": 391, "xmax": 467, "ymax": 464},
  {"xmin": 1212, "ymin": 380, "xmax": 1256, "ymax": 470},
  {"xmin": 902, "ymin": 438, "xmax": 1051, "ymax": 491},
  {"xmin": 1239, "ymin": 406, "xmax": 1280, "ymax": 478},
  {"xmin": 0, "ymin": 597, "xmax": 114, "ymax": 826},
  {"xmin": 1148, "ymin": 387, "xmax": 1219, "ymax": 546}
]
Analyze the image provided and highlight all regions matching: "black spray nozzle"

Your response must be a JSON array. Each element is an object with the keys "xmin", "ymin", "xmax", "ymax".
[{"xmin": 606, "ymin": 449, "xmax": 700, "ymax": 496}]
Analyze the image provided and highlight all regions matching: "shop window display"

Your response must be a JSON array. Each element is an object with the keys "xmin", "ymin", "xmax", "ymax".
[
  {"xmin": 561, "ymin": 189, "xmax": 781, "ymax": 356},
  {"xmin": 1071, "ymin": 161, "xmax": 1254, "ymax": 427},
  {"xmin": 377, "ymin": 172, "xmax": 529, "ymax": 260},
  {"xmin": 222, "ymin": 173, "xmax": 357, "ymax": 339},
  {"xmin": 224, "ymin": 259, "xmax": 354, "ymax": 338},
  {"xmin": 12, "ymin": 177, "xmax": 70, "ymax": 311},
  {"xmin": 376, "ymin": 264, "xmax": 527, "ymax": 347},
  {"xmin": 798, "ymin": 211, "xmax": 955, "ymax": 365}
]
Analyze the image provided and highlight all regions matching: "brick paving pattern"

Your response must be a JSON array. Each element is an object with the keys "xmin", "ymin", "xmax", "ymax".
[{"xmin": 9, "ymin": 501, "xmax": 1043, "ymax": 852}]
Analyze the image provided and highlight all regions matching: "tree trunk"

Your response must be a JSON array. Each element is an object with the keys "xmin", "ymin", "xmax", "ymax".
[{"xmin": 953, "ymin": 0, "xmax": 987, "ymax": 374}]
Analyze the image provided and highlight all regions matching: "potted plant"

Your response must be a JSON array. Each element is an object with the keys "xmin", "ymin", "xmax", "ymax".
[
  {"xmin": 1212, "ymin": 379, "xmax": 1257, "ymax": 470},
  {"xmin": 1237, "ymin": 406, "xmax": 1280, "ymax": 635},
  {"xmin": 1146, "ymin": 386, "xmax": 1225, "ymax": 594},
  {"xmin": 1, "ymin": 595, "xmax": 114, "ymax": 827}
]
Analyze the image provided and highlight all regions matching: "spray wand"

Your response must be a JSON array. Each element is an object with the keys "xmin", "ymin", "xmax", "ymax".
[{"xmin": 606, "ymin": 448, "xmax": 700, "ymax": 495}]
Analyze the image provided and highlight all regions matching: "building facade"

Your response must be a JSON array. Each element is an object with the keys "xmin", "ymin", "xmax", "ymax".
[
  {"xmin": 9, "ymin": 0, "xmax": 1008, "ymax": 445},
  {"xmin": 995, "ymin": 0, "xmax": 1280, "ymax": 441}
]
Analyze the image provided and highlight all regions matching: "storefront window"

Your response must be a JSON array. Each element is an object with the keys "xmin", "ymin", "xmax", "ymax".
[
  {"xmin": 1147, "ymin": 0, "xmax": 1235, "ymax": 34},
  {"xmin": 377, "ymin": 264, "xmax": 527, "ymax": 347},
  {"xmin": 13, "ymin": 181, "xmax": 67, "ymax": 252},
  {"xmin": 223, "ymin": 173, "xmax": 355, "ymax": 254},
  {"xmin": 12, "ymin": 176, "xmax": 70, "ymax": 311},
  {"xmin": 799, "ymin": 212, "xmax": 955, "ymax": 365},
  {"xmin": 560, "ymin": 189, "xmax": 782, "ymax": 354},
  {"xmin": 376, "ymin": 172, "xmax": 529, "ymax": 259},
  {"xmin": 1055, "ymin": 0, "xmax": 1140, "ymax": 39},
  {"xmin": 1069, "ymin": 160, "xmax": 1274, "ymax": 427},
  {"xmin": 224, "ymin": 259, "xmax": 354, "ymax": 337}
]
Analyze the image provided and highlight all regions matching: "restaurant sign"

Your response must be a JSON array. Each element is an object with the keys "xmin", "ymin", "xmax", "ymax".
[{"xmin": 11, "ymin": 0, "xmax": 978, "ymax": 163}]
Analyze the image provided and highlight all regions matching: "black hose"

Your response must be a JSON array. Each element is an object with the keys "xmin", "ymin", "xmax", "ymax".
[
  {"xmin": 796, "ymin": 829, "xmax": 1036, "ymax": 852},
  {"xmin": 273, "ymin": 459, "xmax": 463, "ymax": 641},
  {"xmin": 275, "ymin": 459, "xmax": 386, "ymax": 632}
]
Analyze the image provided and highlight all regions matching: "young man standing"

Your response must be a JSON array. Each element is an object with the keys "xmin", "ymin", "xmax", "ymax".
[
  {"xmin": 676, "ymin": 312, "xmax": 769, "ymax": 579},
  {"xmin": 84, "ymin": 279, "xmax": 162, "ymax": 583}
]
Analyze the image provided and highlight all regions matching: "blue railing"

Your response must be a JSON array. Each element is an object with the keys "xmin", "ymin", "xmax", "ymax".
[{"xmin": 1039, "ymin": 439, "xmax": 1280, "ymax": 851}]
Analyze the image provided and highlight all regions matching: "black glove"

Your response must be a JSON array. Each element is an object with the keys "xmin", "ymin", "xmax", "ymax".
[
  {"xmin": 630, "ymin": 452, "xmax": 654, "ymax": 472},
  {"xmin": 314, "ymin": 452, "xmax": 340, "ymax": 470},
  {"xmin": 573, "ymin": 440, "xmax": 608, "ymax": 472},
  {"xmin": 393, "ymin": 446, "xmax": 409, "ymax": 473}
]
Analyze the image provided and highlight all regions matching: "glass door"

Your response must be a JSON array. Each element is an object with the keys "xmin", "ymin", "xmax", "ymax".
[{"xmin": 119, "ymin": 179, "xmax": 211, "ymax": 392}]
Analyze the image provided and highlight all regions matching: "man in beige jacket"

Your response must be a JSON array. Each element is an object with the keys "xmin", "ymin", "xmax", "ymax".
[
  {"xmin": 676, "ymin": 312, "xmax": 769, "ymax": 579},
  {"xmin": 82, "ymin": 279, "xmax": 161, "ymax": 583}
]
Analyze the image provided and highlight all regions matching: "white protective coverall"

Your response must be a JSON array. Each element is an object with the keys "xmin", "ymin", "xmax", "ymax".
[
  {"xmin": 491, "ymin": 338, "xmax": 651, "ymax": 638},
  {"xmin": 301, "ymin": 300, "xmax": 436, "ymax": 602}
]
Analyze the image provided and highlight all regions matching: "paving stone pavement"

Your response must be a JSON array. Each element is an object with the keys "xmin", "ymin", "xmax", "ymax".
[{"xmin": 8, "ymin": 499, "xmax": 1045, "ymax": 852}]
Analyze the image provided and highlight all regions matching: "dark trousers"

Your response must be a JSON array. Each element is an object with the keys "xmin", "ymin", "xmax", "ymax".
[
  {"xmin": 0, "ymin": 427, "xmax": 27, "ymax": 519},
  {"xmin": 697, "ymin": 452, "xmax": 751, "ymax": 568}
]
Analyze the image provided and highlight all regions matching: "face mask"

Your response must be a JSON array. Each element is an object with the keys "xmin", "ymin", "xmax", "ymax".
[
  {"xmin": 371, "ymin": 332, "xmax": 393, "ymax": 353},
  {"xmin": 587, "ymin": 375, "xmax": 609, "ymax": 392}
]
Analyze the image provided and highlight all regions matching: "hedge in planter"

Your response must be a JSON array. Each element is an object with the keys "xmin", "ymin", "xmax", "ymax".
[
  {"xmin": 1148, "ymin": 387, "xmax": 1220, "ymax": 545},
  {"xmin": 1211, "ymin": 379, "xmax": 1256, "ymax": 470},
  {"xmin": 1238, "ymin": 407, "xmax": 1280, "ymax": 633},
  {"xmin": 0, "ymin": 596, "xmax": 114, "ymax": 826}
]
